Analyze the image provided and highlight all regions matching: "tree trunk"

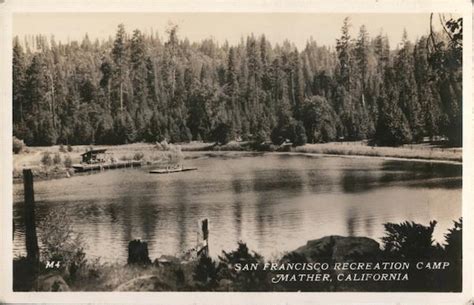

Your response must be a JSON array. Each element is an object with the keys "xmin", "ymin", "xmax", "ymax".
[{"xmin": 120, "ymin": 82, "xmax": 123, "ymax": 112}]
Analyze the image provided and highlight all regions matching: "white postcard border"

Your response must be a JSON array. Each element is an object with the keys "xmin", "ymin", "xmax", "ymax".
[{"xmin": 0, "ymin": 1, "xmax": 472, "ymax": 304}]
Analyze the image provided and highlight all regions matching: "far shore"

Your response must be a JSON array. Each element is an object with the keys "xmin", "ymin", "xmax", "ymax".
[
  {"xmin": 12, "ymin": 141, "xmax": 462, "ymax": 183},
  {"xmin": 182, "ymin": 141, "xmax": 462, "ymax": 164},
  {"xmin": 282, "ymin": 151, "xmax": 462, "ymax": 165},
  {"xmin": 293, "ymin": 142, "xmax": 461, "ymax": 163}
]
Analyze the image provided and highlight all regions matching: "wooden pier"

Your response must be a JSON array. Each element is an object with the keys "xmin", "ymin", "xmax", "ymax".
[
  {"xmin": 72, "ymin": 160, "xmax": 142, "ymax": 172},
  {"xmin": 149, "ymin": 167, "xmax": 197, "ymax": 174}
]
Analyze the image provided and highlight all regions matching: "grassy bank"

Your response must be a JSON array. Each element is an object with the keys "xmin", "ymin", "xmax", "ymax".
[
  {"xmin": 294, "ymin": 142, "xmax": 462, "ymax": 163},
  {"xmin": 180, "ymin": 140, "xmax": 462, "ymax": 163},
  {"xmin": 13, "ymin": 142, "xmax": 184, "ymax": 182},
  {"xmin": 13, "ymin": 140, "xmax": 462, "ymax": 182}
]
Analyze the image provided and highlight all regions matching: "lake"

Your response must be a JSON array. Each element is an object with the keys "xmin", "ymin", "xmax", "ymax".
[{"xmin": 13, "ymin": 153, "xmax": 462, "ymax": 262}]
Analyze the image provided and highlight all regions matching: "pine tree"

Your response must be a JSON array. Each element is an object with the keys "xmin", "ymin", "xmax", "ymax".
[
  {"xmin": 336, "ymin": 17, "xmax": 352, "ymax": 90},
  {"xmin": 302, "ymin": 95, "xmax": 339, "ymax": 143},
  {"xmin": 375, "ymin": 68, "xmax": 413, "ymax": 146},
  {"xmin": 414, "ymin": 38, "xmax": 441, "ymax": 139},
  {"xmin": 355, "ymin": 25, "xmax": 370, "ymax": 91},
  {"xmin": 394, "ymin": 30, "xmax": 423, "ymax": 142},
  {"xmin": 111, "ymin": 24, "xmax": 129, "ymax": 113},
  {"xmin": 13, "ymin": 38, "xmax": 27, "ymax": 139}
]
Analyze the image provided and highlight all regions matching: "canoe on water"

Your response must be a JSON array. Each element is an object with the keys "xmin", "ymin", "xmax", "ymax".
[{"xmin": 149, "ymin": 167, "xmax": 198, "ymax": 174}]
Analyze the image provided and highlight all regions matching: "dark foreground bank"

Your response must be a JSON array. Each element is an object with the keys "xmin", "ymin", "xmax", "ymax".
[{"xmin": 13, "ymin": 218, "xmax": 462, "ymax": 292}]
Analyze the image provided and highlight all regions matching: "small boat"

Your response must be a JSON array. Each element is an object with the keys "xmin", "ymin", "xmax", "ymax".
[{"xmin": 149, "ymin": 167, "xmax": 197, "ymax": 174}]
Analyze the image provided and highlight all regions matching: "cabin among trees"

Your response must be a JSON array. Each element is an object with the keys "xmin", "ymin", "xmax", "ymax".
[{"xmin": 12, "ymin": 16, "xmax": 462, "ymax": 148}]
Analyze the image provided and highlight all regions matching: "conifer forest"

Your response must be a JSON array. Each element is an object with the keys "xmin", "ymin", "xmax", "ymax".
[{"xmin": 12, "ymin": 16, "xmax": 463, "ymax": 147}]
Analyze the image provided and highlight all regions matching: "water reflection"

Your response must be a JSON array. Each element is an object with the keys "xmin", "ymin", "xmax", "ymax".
[
  {"xmin": 171, "ymin": 179, "xmax": 188, "ymax": 253},
  {"xmin": 341, "ymin": 169, "xmax": 379, "ymax": 193},
  {"xmin": 13, "ymin": 155, "xmax": 462, "ymax": 262},
  {"xmin": 364, "ymin": 215, "xmax": 374, "ymax": 237},
  {"xmin": 252, "ymin": 168, "xmax": 304, "ymax": 193},
  {"xmin": 379, "ymin": 161, "xmax": 461, "ymax": 187},
  {"xmin": 338, "ymin": 160, "xmax": 462, "ymax": 193},
  {"xmin": 231, "ymin": 178, "xmax": 243, "ymax": 241},
  {"xmin": 346, "ymin": 207, "xmax": 357, "ymax": 236}
]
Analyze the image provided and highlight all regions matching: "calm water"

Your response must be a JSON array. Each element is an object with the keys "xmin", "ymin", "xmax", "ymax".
[{"xmin": 13, "ymin": 154, "xmax": 462, "ymax": 262}]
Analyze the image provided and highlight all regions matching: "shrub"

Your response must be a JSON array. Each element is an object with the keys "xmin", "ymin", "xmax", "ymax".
[
  {"xmin": 53, "ymin": 152, "xmax": 62, "ymax": 165},
  {"xmin": 293, "ymin": 121, "xmax": 307, "ymax": 146},
  {"xmin": 120, "ymin": 155, "xmax": 132, "ymax": 161},
  {"xmin": 302, "ymin": 95, "xmax": 339, "ymax": 143},
  {"xmin": 41, "ymin": 152, "xmax": 53, "ymax": 166},
  {"xmin": 174, "ymin": 267, "xmax": 186, "ymax": 288},
  {"xmin": 211, "ymin": 122, "xmax": 232, "ymax": 145},
  {"xmin": 214, "ymin": 141, "xmax": 243, "ymax": 151},
  {"xmin": 67, "ymin": 144, "xmax": 73, "ymax": 152},
  {"xmin": 13, "ymin": 137, "xmax": 25, "ymax": 154},
  {"xmin": 217, "ymin": 242, "xmax": 270, "ymax": 291},
  {"xmin": 64, "ymin": 155, "xmax": 73, "ymax": 168},
  {"xmin": 59, "ymin": 144, "xmax": 66, "ymax": 153},
  {"xmin": 38, "ymin": 206, "xmax": 86, "ymax": 280},
  {"xmin": 382, "ymin": 220, "xmax": 438, "ymax": 259},
  {"xmin": 443, "ymin": 218, "xmax": 463, "ymax": 291},
  {"xmin": 270, "ymin": 119, "xmax": 307, "ymax": 147},
  {"xmin": 193, "ymin": 255, "xmax": 219, "ymax": 290},
  {"xmin": 133, "ymin": 152, "xmax": 144, "ymax": 161},
  {"xmin": 444, "ymin": 218, "xmax": 462, "ymax": 260}
]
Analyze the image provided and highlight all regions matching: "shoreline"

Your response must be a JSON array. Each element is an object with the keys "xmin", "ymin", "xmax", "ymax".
[
  {"xmin": 275, "ymin": 151, "xmax": 463, "ymax": 165},
  {"xmin": 183, "ymin": 149, "xmax": 462, "ymax": 165},
  {"xmin": 12, "ymin": 142, "xmax": 462, "ymax": 183},
  {"xmin": 14, "ymin": 229, "xmax": 462, "ymax": 292}
]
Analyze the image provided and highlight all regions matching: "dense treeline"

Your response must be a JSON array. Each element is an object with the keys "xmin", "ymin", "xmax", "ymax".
[{"xmin": 12, "ymin": 17, "xmax": 462, "ymax": 147}]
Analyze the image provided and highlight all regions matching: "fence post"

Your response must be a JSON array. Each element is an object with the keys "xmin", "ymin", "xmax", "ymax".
[
  {"xmin": 201, "ymin": 219, "xmax": 209, "ymax": 257},
  {"xmin": 23, "ymin": 169, "xmax": 39, "ymax": 264}
]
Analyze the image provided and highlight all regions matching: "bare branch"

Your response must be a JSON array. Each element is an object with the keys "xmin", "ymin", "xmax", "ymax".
[{"xmin": 438, "ymin": 14, "xmax": 454, "ymax": 42}]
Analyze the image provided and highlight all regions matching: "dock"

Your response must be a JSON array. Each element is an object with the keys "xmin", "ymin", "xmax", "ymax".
[
  {"xmin": 72, "ymin": 160, "xmax": 142, "ymax": 172},
  {"xmin": 149, "ymin": 167, "xmax": 197, "ymax": 174}
]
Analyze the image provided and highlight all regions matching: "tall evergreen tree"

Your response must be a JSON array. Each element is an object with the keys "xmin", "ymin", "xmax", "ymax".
[{"xmin": 394, "ymin": 30, "xmax": 423, "ymax": 142}]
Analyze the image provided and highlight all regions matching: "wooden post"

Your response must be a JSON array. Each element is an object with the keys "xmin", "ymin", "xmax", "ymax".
[
  {"xmin": 23, "ymin": 169, "xmax": 39, "ymax": 264},
  {"xmin": 201, "ymin": 219, "xmax": 209, "ymax": 257},
  {"xmin": 201, "ymin": 219, "xmax": 209, "ymax": 241}
]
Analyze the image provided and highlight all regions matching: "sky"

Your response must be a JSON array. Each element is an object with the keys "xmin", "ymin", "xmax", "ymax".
[{"xmin": 13, "ymin": 13, "xmax": 455, "ymax": 50}]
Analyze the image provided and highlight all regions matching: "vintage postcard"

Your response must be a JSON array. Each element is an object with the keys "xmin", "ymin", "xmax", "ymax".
[{"xmin": 0, "ymin": 0, "xmax": 472, "ymax": 304}]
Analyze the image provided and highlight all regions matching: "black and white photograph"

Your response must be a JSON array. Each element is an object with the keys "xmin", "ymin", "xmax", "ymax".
[{"xmin": 1, "ymin": 1, "xmax": 471, "ymax": 302}]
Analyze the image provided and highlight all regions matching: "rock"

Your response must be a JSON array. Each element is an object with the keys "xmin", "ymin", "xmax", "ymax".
[
  {"xmin": 36, "ymin": 274, "xmax": 70, "ymax": 291},
  {"xmin": 114, "ymin": 275, "xmax": 171, "ymax": 291},
  {"xmin": 291, "ymin": 235, "xmax": 381, "ymax": 262},
  {"xmin": 128, "ymin": 240, "xmax": 151, "ymax": 265},
  {"xmin": 154, "ymin": 255, "xmax": 181, "ymax": 266}
]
